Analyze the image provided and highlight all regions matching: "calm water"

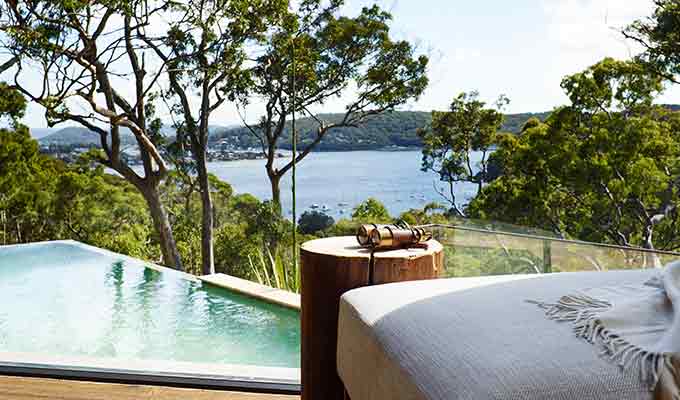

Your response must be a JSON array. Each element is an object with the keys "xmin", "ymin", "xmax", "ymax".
[
  {"xmin": 208, "ymin": 150, "xmax": 480, "ymax": 219},
  {"xmin": 0, "ymin": 242, "xmax": 300, "ymax": 368}
]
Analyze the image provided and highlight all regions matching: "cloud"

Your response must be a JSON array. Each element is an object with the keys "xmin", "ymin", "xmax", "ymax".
[{"xmin": 543, "ymin": 0, "xmax": 652, "ymax": 60}]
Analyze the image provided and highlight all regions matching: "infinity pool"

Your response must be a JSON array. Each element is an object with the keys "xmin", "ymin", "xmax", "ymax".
[{"xmin": 0, "ymin": 241, "xmax": 300, "ymax": 381}]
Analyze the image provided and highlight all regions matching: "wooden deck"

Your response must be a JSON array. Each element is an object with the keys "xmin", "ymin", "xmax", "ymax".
[{"xmin": 0, "ymin": 376, "xmax": 299, "ymax": 399}]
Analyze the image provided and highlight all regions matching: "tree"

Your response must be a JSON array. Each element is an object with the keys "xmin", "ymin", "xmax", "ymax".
[
  {"xmin": 0, "ymin": 83, "xmax": 59, "ymax": 244},
  {"xmin": 138, "ymin": 0, "xmax": 287, "ymax": 275},
  {"xmin": 298, "ymin": 210, "xmax": 334, "ymax": 234},
  {"xmin": 238, "ymin": 1, "xmax": 428, "ymax": 210},
  {"xmin": 418, "ymin": 91, "xmax": 508, "ymax": 216},
  {"xmin": 625, "ymin": 0, "xmax": 680, "ymax": 84},
  {"xmin": 352, "ymin": 198, "xmax": 391, "ymax": 223},
  {"xmin": 0, "ymin": 0, "xmax": 183, "ymax": 269},
  {"xmin": 398, "ymin": 202, "xmax": 449, "ymax": 226},
  {"xmin": 159, "ymin": 170, "xmax": 234, "ymax": 275},
  {"xmin": 468, "ymin": 58, "xmax": 680, "ymax": 251},
  {"xmin": 53, "ymin": 163, "xmax": 155, "ymax": 259},
  {"xmin": 0, "ymin": 83, "xmax": 156, "ymax": 256}
]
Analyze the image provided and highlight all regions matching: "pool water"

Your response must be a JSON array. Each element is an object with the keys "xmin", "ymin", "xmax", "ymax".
[{"xmin": 0, "ymin": 242, "xmax": 300, "ymax": 369}]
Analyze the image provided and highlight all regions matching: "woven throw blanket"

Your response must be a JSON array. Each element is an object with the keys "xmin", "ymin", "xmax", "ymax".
[{"xmin": 532, "ymin": 261, "xmax": 680, "ymax": 399}]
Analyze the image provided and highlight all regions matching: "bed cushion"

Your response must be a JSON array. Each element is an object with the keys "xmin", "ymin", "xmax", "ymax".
[{"xmin": 337, "ymin": 270, "xmax": 656, "ymax": 400}]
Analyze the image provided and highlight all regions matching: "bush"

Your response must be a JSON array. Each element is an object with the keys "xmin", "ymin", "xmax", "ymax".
[
  {"xmin": 298, "ymin": 211, "xmax": 335, "ymax": 234},
  {"xmin": 351, "ymin": 198, "xmax": 391, "ymax": 222}
]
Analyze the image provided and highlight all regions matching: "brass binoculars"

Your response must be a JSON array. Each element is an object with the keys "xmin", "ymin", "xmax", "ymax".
[{"xmin": 356, "ymin": 223, "xmax": 432, "ymax": 250}]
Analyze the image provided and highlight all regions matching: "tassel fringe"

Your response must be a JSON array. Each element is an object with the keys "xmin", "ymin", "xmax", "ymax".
[{"xmin": 528, "ymin": 295, "xmax": 678, "ymax": 393}]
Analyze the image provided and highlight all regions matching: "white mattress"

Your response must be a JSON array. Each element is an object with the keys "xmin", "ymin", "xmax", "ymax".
[{"xmin": 337, "ymin": 270, "xmax": 656, "ymax": 400}]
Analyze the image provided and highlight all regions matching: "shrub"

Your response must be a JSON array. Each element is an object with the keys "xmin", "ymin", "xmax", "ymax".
[{"xmin": 298, "ymin": 211, "xmax": 335, "ymax": 234}]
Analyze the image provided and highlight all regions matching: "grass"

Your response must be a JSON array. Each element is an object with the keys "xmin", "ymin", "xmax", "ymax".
[{"xmin": 248, "ymin": 247, "xmax": 301, "ymax": 293}]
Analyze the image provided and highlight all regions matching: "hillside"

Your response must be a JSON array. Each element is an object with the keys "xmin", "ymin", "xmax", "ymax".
[
  {"xmin": 30, "ymin": 128, "xmax": 58, "ymax": 139},
  {"xmin": 210, "ymin": 110, "xmax": 550, "ymax": 151},
  {"xmin": 38, "ymin": 126, "xmax": 136, "ymax": 146},
  {"xmin": 37, "ymin": 126, "xmax": 178, "ymax": 146},
  {"xmin": 35, "ymin": 106, "xmax": 678, "ymax": 151},
  {"xmin": 35, "ymin": 111, "xmax": 553, "ymax": 150}
]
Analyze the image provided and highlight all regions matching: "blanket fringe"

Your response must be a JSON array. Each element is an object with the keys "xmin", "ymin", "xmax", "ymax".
[{"xmin": 528, "ymin": 295, "xmax": 678, "ymax": 393}]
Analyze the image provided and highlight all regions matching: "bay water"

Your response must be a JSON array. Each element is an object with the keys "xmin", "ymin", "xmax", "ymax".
[{"xmin": 208, "ymin": 150, "xmax": 480, "ymax": 220}]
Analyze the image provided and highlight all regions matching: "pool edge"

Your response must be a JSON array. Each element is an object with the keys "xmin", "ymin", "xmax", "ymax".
[
  {"xmin": 199, "ymin": 274, "xmax": 301, "ymax": 310},
  {"xmin": 0, "ymin": 240, "xmax": 200, "ymax": 282}
]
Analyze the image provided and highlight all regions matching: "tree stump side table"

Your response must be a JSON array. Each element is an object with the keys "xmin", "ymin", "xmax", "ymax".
[{"xmin": 300, "ymin": 236, "xmax": 444, "ymax": 400}]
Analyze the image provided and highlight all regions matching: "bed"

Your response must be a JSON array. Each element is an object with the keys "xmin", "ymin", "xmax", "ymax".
[{"xmin": 337, "ymin": 270, "xmax": 655, "ymax": 400}]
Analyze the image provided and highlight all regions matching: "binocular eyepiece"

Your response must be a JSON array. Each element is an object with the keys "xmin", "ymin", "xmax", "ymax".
[{"xmin": 356, "ymin": 223, "xmax": 432, "ymax": 250}]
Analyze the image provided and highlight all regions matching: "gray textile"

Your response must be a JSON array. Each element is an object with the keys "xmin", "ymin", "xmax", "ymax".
[
  {"xmin": 337, "ymin": 270, "xmax": 657, "ymax": 400},
  {"xmin": 533, "ymin": 261, "xmax": 680, "ymax": 399}
]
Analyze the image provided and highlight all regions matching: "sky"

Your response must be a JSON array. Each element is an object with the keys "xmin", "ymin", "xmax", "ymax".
[
  {"xmin": 11, "ymin": 0, "xmax": 680, "ymax": 128},
  {"xmin": 341, "ymin": 0, "xmax": 679, "ymax": 114}
]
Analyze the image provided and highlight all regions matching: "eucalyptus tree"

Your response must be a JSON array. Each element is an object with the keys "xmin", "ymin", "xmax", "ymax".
[
  {"xmin": 625, "ymin": 0, "xmax": 680, "ymax": 83},
  {"xmin": 468, "ymin": 58, "xmax": 680, "ymax": 251},
  {"xmin": 0, "ymin": 81, "xmax": 54, "ymax": 245},
  {"xmin": 237, "ymin": 0, "xmax": 429, "ymax": 210},
  {"xmin": 418, "ymin": 91, "xmax": 508, "ymax": 216},
  {"xmin": 0, "ymin": 0, "xmax": 183, "ymax": 269},
  {"xmin": 136, "ymin": 0, "xmax": 287, "ymax": 275}
]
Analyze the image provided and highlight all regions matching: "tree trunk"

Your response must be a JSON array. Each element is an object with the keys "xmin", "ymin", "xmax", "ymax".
[
  {"xmin": 141, "ymin": 185, "xmax": 183, "ymax": 270},
  {"xmin": 195, "ymin": 148, "xmax": 215, "ymax": 276},
  {"xmin": 643, "ymin": 224, "xmax": 655, "ymax": 250},
  {"xmin": 267, "ymin": 171, "xmax": 283, "ymax": 253},
  {"xmin": 269, "ymin": 171, "xmax": 283, "ymax": 215}
]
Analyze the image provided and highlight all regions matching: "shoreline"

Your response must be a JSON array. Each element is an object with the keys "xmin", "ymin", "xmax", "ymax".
[{"xmin": 41, "ymin": 146, "xmax": 423, "ymax": 165}]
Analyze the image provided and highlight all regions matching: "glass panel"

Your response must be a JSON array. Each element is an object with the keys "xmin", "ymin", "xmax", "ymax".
[{"xmin": 431, "ymin": 225, "xmax": 680, "ymax": 278}]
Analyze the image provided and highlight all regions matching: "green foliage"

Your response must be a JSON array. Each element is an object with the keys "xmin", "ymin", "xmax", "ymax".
[
  {"xmin": 443, "ymin": 246, "xmax": 544, "ymax": 278},
  {"xmin": 0, "ymin": 82, "xmax": 26, "ymax": 124},
  {"xmin": 626, "ymin": 0, "xmax": 680, "ymax": 81},
  {"xmin": 249, "ymin": 2, "xmax": 429, "ymax": 116},
  {"xmin": 398, "ymin": 202, "xmax": 450, "ymax": 226},
  {"xmin": 0, "ymin": 125, "xmax": 157, "ymax": 257},
  {"xmin": 468, "ymin": 58, "xmax": 680, "ymax": 251},
  {"xmin": 0, "ymin": 127, "xmax": 59, "ymax": 244},
  {"xmin": 214, "ymin": 222, "xmax": 260, "ymax": 279},
  {"xmin": 0, "ymin": 0, "xmax": 187, "ymax": 268},
  {"xmin": 351, "ymin": 198, "xmax": 391, "ymax": 223},
  {"xmin": 248, "ymin": 247, "xmax": 300, "ymax": 293},
  {"xmin": 298, "ymin": 211, "xmax": 335, "ymax": 235},
  {"xmin": 53, "ymin": 166, "xmax": 153, "ymax": 258},
  {"xmin": 419, "ymin": 92, "xmax": 508, "ymax": 215},
  {"xmin": 249, "ymin": 201, "xmax": 291, "ymax": 248},
  {"xmin": 0, "ymin": 85, "xmax": 58, "ymax": 245},
  {"xmin": 323, "ymin": 218, "xmax": 361, "ymax": 237}
]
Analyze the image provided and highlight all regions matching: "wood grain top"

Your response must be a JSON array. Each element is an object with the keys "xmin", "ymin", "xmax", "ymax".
[{"xmin": 301, "ymin": 236, "xmax": 442, "ymax": 260}]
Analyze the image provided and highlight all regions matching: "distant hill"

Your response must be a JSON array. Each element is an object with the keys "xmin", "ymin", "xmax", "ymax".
[
  {"xmin": 501, "ymin": 112, "xmax": 551, "ymax": 133},
  {"xmin": 210, "ymin": 110, "xmax": 551, "ymax": 151},
  {"xmin": 30, "ymin": 128, "xmax": 58, "ymax": 139},
  {"xmin": 32, "ymin": 105, "xmax": 680, "ymax": 150},
  {"xmin": 38, "ymin": 126, "xmax": 135, "ymax": 146},
  {"xmin": 35, "ymin": 125, "xmax": 214, "ymax": 146}
]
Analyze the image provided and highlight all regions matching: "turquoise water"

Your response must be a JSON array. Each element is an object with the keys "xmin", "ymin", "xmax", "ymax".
[{"xmin": 0, "ymin": 242, "xmax": 300, "ymax": 368}]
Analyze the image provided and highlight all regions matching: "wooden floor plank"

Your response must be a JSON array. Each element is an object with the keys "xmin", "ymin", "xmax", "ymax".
[{"xmin": 0, "ymin": 376, "xmax": 299, "ymax": 400}]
